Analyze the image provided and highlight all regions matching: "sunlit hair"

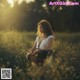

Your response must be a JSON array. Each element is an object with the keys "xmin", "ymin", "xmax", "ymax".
[{"xmin": 36, "ymin": 20, "xmax": 53, "ymax": 37}]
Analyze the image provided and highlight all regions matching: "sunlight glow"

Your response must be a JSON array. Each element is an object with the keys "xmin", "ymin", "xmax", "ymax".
[
  {"xmin": 7, "ymin": 0, "xmax": 14, "ymax": 7},
  {"xmin": 7, "ymin": 0, "xmax": 35, "ymax": 6},
  {"xmin": 18, "ymin": 0, "xmax": 22, "ymax": 4},
  {"xmin": 7, "ymin": 0, "xmax": 35, "ymax": 7},
  {"xmin": 17, "ymin": 0, "xmax": 35, "ymax": 4},
  {"xmin": 42, "ymin": 3, "xmax": 47, "ymax": 8},
  {"xmin": 25, "ymin": 0, "xmax": 35, "ymax": 3}
]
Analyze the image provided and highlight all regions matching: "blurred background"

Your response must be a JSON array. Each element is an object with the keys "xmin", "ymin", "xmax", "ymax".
[
  {"xmin": 0, "ymin": 1, "xmax": 80, "ymax": 80},
  {"xmin": 0, "ymin": 0, "xmax": 80, "ymax": 32}
]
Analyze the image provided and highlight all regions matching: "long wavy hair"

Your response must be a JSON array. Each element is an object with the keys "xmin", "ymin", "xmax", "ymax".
[{"xmin": 37, "ymin": 20, "xmax": 54, "ymax": 37}]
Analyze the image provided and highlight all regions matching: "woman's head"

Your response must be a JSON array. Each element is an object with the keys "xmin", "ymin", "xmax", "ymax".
[{"xmin": 37, "ymin": 20, "xmax": 53, "ymax": 36}]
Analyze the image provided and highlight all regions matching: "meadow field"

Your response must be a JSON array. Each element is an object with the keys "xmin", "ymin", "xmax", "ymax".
[{"xmin": 0, "ymin": 30, "xmax": 80, "ymax": 80}]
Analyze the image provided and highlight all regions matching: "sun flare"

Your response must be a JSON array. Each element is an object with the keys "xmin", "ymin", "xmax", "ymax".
[
  {"xmin": 7, "ymin": 0, "xmax": 35, "ymax": 7},
  {"xmin": 7, "ymin": 0, "xmax": 14, "ymax": 7},
  {"xmin": 18, "ymin": 0, "xmax": 35, "ymax": 4},
  {"xmin": 26, "ymin": 0, "xmax": 35, "ymax": 3}
]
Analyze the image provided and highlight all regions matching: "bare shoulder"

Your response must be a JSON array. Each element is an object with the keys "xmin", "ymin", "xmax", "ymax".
[
  {"xmin": 48, "ymin": 35, "xmax": 54, "ymax": 40},
  {"xmin": 36, "ymin": 36, "xmax": 40, "ymax": 41}
]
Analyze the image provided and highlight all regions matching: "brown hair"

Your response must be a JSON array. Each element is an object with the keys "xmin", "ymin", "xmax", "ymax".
[{"xmin": 37, "ymin": 20, "xmax": 53, "ymax": 36}]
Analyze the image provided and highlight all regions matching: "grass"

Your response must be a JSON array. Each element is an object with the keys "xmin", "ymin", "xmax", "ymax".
[{"xmin": 0, "ymin": 30, "xmax": 80, "ymax": 80}]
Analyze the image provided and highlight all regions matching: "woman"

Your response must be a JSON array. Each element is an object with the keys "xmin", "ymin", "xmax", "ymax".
[{"xmin": 26, "ymin": 20, "xmax": 54, "ymax": 66}]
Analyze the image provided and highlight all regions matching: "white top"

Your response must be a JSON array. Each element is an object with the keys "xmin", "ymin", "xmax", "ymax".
[{"xmin": 35, "ymin": 35, "xmax": 54, "ymax": 50}]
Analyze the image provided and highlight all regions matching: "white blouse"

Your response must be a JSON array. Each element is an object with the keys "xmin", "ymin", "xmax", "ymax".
[{"xmin": 35, "ymin": 35, "xmax": 54, "ymax": 50}]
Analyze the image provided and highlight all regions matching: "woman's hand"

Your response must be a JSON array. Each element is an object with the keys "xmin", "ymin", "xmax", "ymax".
[
  {"xmin": 30, "ymin": 49, "xmax": 40, "ymax": 55},
  {"xmin": 28, "ymin": 48, "xmax": 41, "ymax": 56}
]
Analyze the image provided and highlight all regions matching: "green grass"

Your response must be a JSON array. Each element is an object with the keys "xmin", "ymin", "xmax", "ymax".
[{"xmin": 0, "ymin": 31, "xmax": 80, "ymax": 80}]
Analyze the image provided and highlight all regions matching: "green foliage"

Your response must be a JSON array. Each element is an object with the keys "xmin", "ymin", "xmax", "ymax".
[{"xmin": 0, "ymin": 31, "xmax": 80, "ymax": 80}]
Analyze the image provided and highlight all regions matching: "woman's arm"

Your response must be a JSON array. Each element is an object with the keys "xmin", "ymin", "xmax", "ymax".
[
  {"xmin": 28, "ymin": 36, "xmax": 39, "ymax": 55},
  {"xmin": 30, "ymin": 41, "xmax": 37, "ymax": 52}
]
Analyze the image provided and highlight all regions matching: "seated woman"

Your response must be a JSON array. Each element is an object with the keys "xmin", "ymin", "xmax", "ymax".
[{"xmin": 26, "ymin": 20, "xmax": 54, "ymax": 66}]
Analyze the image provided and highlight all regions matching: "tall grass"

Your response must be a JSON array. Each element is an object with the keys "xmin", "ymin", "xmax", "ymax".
[{"xmin": 0, "ymin": 31, "xmax": 80, "ymax": 80}]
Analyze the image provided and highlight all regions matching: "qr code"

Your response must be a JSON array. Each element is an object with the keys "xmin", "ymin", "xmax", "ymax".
[{"xmin": 1, "ymin": 68, "xmax": 12, "ymax": 79}]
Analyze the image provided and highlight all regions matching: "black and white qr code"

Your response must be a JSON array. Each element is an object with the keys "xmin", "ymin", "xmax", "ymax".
[{"xmin": 1, "ymin": 68, "xmax": 12, "ymax": 79}]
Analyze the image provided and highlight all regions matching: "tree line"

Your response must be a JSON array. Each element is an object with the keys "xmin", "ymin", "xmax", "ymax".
[{"xmin": 0, "ymin": 0, "xmax": 80, "ymax": 32}]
